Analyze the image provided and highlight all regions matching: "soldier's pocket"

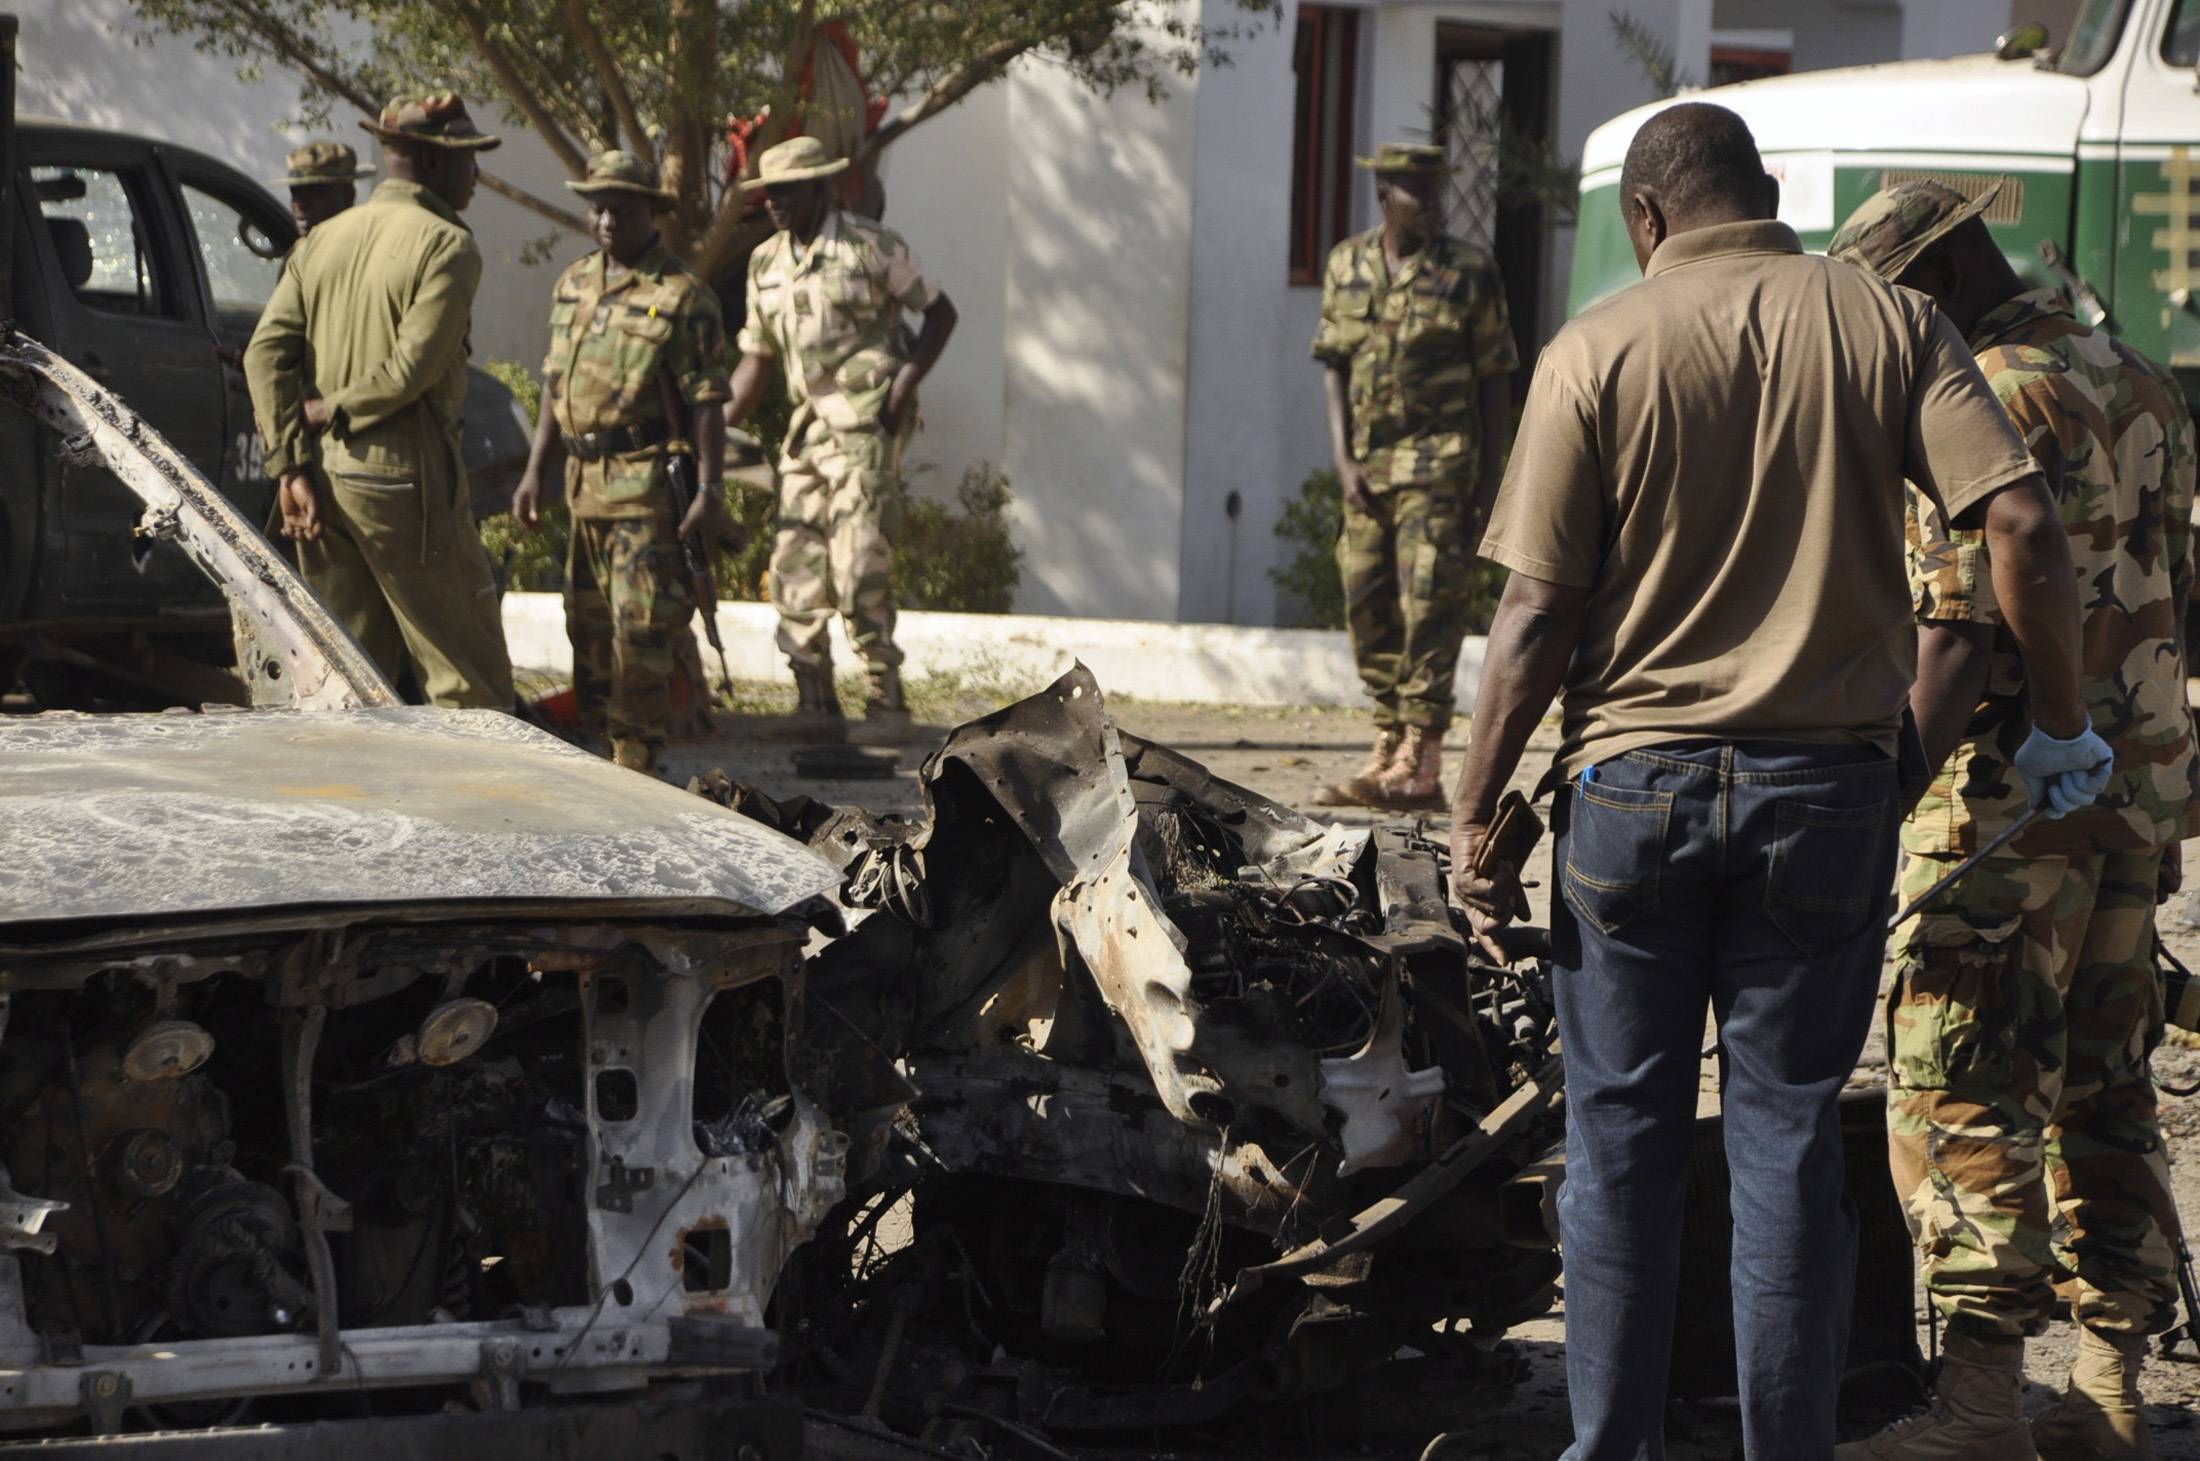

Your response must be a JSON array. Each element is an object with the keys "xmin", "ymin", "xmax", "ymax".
[
  {"xmin": 1402, "ymin": 287, "xmax": 1465, "ymax": 353},
  {"xmin": 616, "ymin": 308, "xmax": 673, "ymax": 348},
  {"xmin": 1763, "ymin": 794, "xmax": 1896, "ymax": 956},
  {"xmin": 842, "ymin": 430, "xmax": 893, "ymax": 487},
  {"xmin": 1886, "ymin": 914, "xmax": 2031, "ymax": 1093},
  {"xmin": 1561, "ymin": 781, "xmax": 1673, "ymax": 936},
  {"xmin": 596, "ymin": 456, "xmax": 665, "ymax": 507},
  {"xmin": 327, "ymin": 469, "xmax": 420, "ymax": 553},
  {"xmin": 828, "ymin": 271, "xmax": 875, "ymax": 314}
]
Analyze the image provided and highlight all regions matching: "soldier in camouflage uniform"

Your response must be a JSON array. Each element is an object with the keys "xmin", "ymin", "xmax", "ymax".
[
  {"xmin": 1831, "ymin": 182, "xmax": 2200, "ymax": 1461},
  {"xmin": 511, "ymin": 151, "xmax": 729, "ymax": 774},
  {"xmin": 1312, "ymin": 142, "xmax": 1516, "ymax": 810},
  {"xmin": 725, "ymin": 135, "xmax": 958, "ymax": 732}
]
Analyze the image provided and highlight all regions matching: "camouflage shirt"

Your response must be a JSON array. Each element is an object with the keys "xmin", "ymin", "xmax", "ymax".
[
  {"xmin": 1310, "ymin": 229, "xmax": 1517, "ymax": 491},
  {"xmin": 543, "ymin": 238, "xmax": 730, "ymax": 520},
  {"xmin": 1906, "ymin": 287, "xmax": 2200, "ymax": 856},
  {"xmin": 736, "ymin": 209, "xmax": 938, "ymax": 438}
]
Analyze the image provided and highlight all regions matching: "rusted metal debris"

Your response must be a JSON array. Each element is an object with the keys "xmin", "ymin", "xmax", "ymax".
[{"xmin": 711, "ymin": 665, "xmax": 1567, "ymax": 1446}]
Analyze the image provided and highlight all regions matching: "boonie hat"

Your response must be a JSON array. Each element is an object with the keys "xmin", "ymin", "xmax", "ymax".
[
  {"xmin": 567, "ymin": 150, "xmax": 674, "ymax": 208},
  {"xmin": 1355, "ymin": 142, "xmax": 1455, "ymax": 176},
  {"xmin": 1828, "ymin": 178, "xmax": 2005, "ymax": 282},
  {"xmin": 272, "ymin": 141, "xmax": 374, "ymax": 188},
  {"xmin": 359, "ymin": 91, "xmax": 501, "ymax": 151},
  {"xmin": 739, "ymin": 135, "xmax": 851, "ymax": 193}
]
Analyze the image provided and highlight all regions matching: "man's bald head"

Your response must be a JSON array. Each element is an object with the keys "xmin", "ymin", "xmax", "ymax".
[{"xmin": 1617, "ymin": 102, "xmax": 1778, "ymax": 271}]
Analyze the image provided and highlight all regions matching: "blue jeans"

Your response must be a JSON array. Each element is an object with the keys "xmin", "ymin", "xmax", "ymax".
[{"xmin": 1551, "ymin": 741, "xmax": 1900, "ymax": 1461}]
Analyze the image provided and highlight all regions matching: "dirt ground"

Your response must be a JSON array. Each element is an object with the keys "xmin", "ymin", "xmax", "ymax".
[{"xmin": 658, "ymin": 684, "xmax": 2200, "ymax": 1460}]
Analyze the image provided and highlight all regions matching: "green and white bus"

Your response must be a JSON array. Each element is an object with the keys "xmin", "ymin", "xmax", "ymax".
[{"xmin": 1569, "ymin": 0, "xmax": 2200, "ymax": 400}]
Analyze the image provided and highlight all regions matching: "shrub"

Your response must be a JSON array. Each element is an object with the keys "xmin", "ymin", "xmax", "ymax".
[
  {"xmin": 1269, "ymin": 469, "xmax": 1346, "ymax": 629},
  {"xmin": 1268, "ymin": 468, "xmax": 1509, "ymax": 633},
  {"xmin": 482, "ymin": 357, "xmax": 541, "ymax": 427},
  {"xmin": 481, "ymin": 501, "xmax": 570, "ymax": 592},
  {"xmin": 894, "ymin": 464, "xmax": 1023, "ymax": 613}
]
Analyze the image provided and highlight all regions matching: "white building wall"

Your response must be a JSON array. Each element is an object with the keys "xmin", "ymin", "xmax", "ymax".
[
  {"xmin": 1899, "ymin": 0, "xmax": 2018, "ymax": 60},
  {"xmin": 17, "ymin": 0, "xmax": 574, "ymax": 370},
  {"xmin": 892, "ymin": 0, "xmax": 1719, "ymax": 623},
  {"xmin": 875, "ymin": 87, "xmax": 1009, "ymax": 511},
  {"xmin": 998, "ymin": 31, "xmax": 1200, "ymax": 621},
  {"xmin": 1714, "ymin": 0, "xmax": 2050, "ymax": 72},
  {"xmin": 1179, "ymin": 7, "xmax": 1298, "ymax": 626}
]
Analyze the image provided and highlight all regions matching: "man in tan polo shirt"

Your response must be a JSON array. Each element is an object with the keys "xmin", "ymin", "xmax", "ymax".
[{"xmin": 1447, "ymin": 103, "xmax": 2107, "ymax": 1461}]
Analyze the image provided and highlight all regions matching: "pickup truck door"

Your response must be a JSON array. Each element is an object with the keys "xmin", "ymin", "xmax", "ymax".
[
  {"xmin": 2112, "ymin": 0, "xmax": 2200, "ymax": 372},
  {"xmin": 163, "ymin": 159, "xmax": 291, "ymax": 533},
  {"xmin": 22, "ymin": 134, "xmax": 229, "ymax": 618}
]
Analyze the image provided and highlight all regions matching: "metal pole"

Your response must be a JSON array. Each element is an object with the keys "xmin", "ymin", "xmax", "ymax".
[{"xmin": 1886, "ymin": 806, "xmax": 2043, "ymax": 932}]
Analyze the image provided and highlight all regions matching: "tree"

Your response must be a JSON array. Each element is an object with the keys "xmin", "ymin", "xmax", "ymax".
[{"xmin": 130, "ymin": 0, "xmax": 1278, "ymax": 283}]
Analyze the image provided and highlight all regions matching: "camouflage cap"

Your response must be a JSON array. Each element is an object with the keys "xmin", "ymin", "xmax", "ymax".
[
  {"xmin": 1827, "ymin": 178, "xmax": 2004, "ymax": 282},
  {"xmin": 738, "ymin": 135, "xmax": 850, "ymax": 193},
  {"xmin": 271, "ymin": 141, "xmax": 374, "ymax": 188},
  {"xmin": 1355, "ymin": 142, "xmax": 1455, "ymax": 176},
  {"xmin": 359, "ymin": 91, "xmax": 501, "ymax": 152},
  {"xmin": 566, "ymin": 150, "xmax": 674, "ymax": 207}
]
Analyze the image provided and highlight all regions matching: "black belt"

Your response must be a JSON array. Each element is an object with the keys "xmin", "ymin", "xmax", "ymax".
[{"xmin": 562, "ymin": 419, "xmax": 672, "ymax": 462}]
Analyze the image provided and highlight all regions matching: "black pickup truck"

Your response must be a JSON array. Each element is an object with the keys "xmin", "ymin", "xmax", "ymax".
[{"xmin": 0, "ymin": 112, "xmax": 529, "ymax": 705}]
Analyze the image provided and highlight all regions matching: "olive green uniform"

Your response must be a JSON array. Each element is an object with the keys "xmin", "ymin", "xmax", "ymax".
[
  {"xmin": 1312, "ymin": 228, "xmax": 1516, "ymax": 732},
  {"xmin": 738, "ymin": 210, "xmax": 938, "ymax": 693},
  {"xmin": 542, "ymin": 239, "xmax": 730, "ymax": 769},
  {"xmin": 245, "ymin": 177, "xmax": 513, "ymax": 709}
]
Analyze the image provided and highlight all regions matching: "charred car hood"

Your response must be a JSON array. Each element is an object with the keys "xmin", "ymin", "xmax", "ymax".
[{"xmin": 0, "ymin": 707, "xmax": 839, "ymax": 933}]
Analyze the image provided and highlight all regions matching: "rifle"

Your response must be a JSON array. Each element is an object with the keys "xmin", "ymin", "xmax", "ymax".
[{"xmin": 655, "ymin": 368, "xmax": 734, "ymax": 700}]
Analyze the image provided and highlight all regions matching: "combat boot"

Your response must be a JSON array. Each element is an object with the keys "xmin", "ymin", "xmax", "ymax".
[
  {"xmin": 1835, "ymin": 1330, "xmax": 2039, "ymax": 1460},
  {"xmin": 2031, "ymin": 1327, "xmax": 2154, "ymax": 1459},
  {"xmin": 610, "ymin": 739, "xmax": 656, "ymax": 774},
  {"xmin": 863, "ymin": 667, "xmax": 913, "ymax": 737},
  {"xmin": 1315, "ymin": 726, "xmax": 1401, "ymax": 808},
  {"xmin": 1375, "ymin": 724, "xmax": 1447, "ymax": 811},
  {"xmin": 790, "ymin": 660, "xmax": 846, "ymax": 737}
]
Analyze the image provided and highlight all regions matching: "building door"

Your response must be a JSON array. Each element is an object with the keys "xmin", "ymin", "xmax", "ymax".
[{"xmin": 1435, "ymin": 23, "xmax": 1556, "ymax": 393}]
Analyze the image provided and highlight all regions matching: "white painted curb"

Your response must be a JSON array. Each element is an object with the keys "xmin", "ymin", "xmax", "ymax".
[{"xmin": 501, "ymin": 592, "xmax": 1487, "ymax": 711}]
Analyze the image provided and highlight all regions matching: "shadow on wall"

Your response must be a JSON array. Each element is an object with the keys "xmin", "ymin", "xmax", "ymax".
[
  {"xmin": 19, "ymin": 0, "xmax": 314, "ymax": 180},
  {"xmin": 1002, "ymin": 53, "xmax": 1196, "ymax": 623}
]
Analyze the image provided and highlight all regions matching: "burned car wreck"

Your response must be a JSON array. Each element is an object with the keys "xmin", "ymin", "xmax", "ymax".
[
  {"xmin": 0, "ymin": 318, "xmax": 1922, "ymax": 1459},
  {"xmin": 0, "ymin": 330, "xmax": 848, "ymax": 1456},
  {"xmin": 721, "ymin": 665, "xmax": 1568, "ymax": 1447},
  {"xmin": 0, "ymin": 319, "xmax": 1574, "ymax": 1456}
]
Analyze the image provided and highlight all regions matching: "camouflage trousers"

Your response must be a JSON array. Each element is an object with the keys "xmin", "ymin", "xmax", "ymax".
[
  {"xmin": 771, "ymin": 422, "xmax": 901, "ymax": 690},
  {"xmin": 566, "ymin": 513, "xmax": 701, "ymax": 771},
  {"xmin": 1337, "ymin": 476, "xmax": 1473, "ymax": 731},
  {"xmin": 1886, "ymin": 847, "xmax": 2181, "ymax": 1339}
]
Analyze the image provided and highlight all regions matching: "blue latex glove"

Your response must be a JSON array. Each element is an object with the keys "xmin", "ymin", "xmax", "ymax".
[{"xmin": 2013, "ymin": 723, "xmax": 2114, "ymax": 819}]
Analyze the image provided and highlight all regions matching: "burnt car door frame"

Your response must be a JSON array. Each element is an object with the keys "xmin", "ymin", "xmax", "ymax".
[
  {"xmin": 16, "ymin": 127, "xmax": 229, "ymax": 626},
  {"xmin": 154, "ymin": 146, "xmax": 292, "ymax": 533}
]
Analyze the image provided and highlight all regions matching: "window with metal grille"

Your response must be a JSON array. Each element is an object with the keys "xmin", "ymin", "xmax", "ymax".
[
  {"xmin": 1289, "ymin": 5, "xmax": 1360, "ymax": 285},
  {"xmin": 1875, "ymin": 169, "xmax": 2025, "ymax": 224},
  {"xmin": 1442, "ymin": 57, "xmax": 1503, "ymax": 251}
]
